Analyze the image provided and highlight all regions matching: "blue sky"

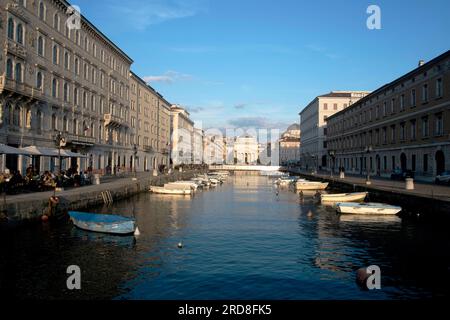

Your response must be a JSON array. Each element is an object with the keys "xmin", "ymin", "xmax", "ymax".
[{"xmin": 75, "ymin": 0, "xmax": 450, "ymax": 131}]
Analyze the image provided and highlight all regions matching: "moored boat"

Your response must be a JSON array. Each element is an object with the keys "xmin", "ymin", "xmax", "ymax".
[
  {"xmin": 295, "ymin": 181, "xmax": 329, "ymax": 190},
  {"xmin": 336, "ymin": 202, "xmax": 402, "ymax": 215},
  {"xmin": 165, "ymin": 181, "xmax": 198, "ymax": 191},
  {"xmin": 150, "ymin": 186, "xmax": 192, "ymax": 195},
  {"xmin": 68, "ymin": 211, "xmax": 137, "ymax": 235},
  {"xmin": 321, "ymin": 192, "xmax": 368, "ymax": 203}
]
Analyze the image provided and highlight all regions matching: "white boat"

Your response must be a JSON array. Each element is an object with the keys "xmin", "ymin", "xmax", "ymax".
[
  {"xmin": 166, "ymin": 181, "xmax": 199, "ymax": 191},
  {"xmin": 295, "ymin": 181, "xmax": 329, "ymax": 190},
  {"xmin": 321, "ymin": 192, "xmax": 368, "ymax": 203},
  {"xmin": 336, "ymin": 202, "xmax": 402, "ymax": 215},
  {"xmin": 150, "ymin": 186, "xmax": 192, "ymax": 195}
]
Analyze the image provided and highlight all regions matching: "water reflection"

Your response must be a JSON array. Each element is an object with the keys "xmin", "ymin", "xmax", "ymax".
[{"xmin": 0, "ymin": 175, "xmax": 447, "ymax": 300}]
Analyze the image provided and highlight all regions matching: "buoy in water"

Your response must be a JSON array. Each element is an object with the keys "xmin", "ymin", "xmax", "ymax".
[
  {"xmin": 307, "ymin": 211, "xmax": 313, "ymax": 218},
  {"xmin": 177, "ymin": 242, "xmax": 183, "ymax": 249}
]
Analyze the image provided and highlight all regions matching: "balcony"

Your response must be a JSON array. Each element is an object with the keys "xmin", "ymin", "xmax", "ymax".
[
  {"xmin": 104, "ymin": 113, "xmax": 128, "ymax": 128},
  {"xmin": 0, "ymin": 76, "xmax": 45, "ymax": 101},
  {"xmin": 66, "ymin": 133, "xmax": 96, "ymax": 147}
]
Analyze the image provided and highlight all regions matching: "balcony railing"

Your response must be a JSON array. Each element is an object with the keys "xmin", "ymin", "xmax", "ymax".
[
  {"xmin": 66, "ymin": 133, "xmax": 96, "ymax": 146},
  {"xmin": 104, "ymin": 113, "xmax": 128, "ymax": 128}
]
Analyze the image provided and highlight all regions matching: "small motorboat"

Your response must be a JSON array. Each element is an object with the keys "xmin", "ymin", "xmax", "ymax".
[
  {"xmin": 165, "ymin": 181, "xmax": 198, "ymax": 191},
  {"xmin": 68, "ymin": 211, "xmax": 137, "ymax": 235},
  {"xmin": 336, "ymin": 202, "xmax": 402, "ymax": 215},
  {"xmin": 321, "ymin": 192, "xmax": 368, "ymax": 203},
  {"xmin": 295, "ymin": 181, "xmax": 329, "ymax": 191},
  {"xmin": 150, "ymin": 186, "xmax": 192, "ymax": 195}
]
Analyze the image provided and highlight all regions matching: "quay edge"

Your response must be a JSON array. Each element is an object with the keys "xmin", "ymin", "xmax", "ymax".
[{"xmin": 0, "ymin": 170, "xmax": 205, "ymax": 226}]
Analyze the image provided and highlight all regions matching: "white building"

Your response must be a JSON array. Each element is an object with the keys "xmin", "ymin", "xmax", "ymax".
[
  {"xmin": 170, "ymin": 105, "xmax": 194, "ymax": 166},
  {"xmin": 233, "ymin": 135, "xmax": 259, "ymax": 165},
  {"xmin": 299, "ymin": 91, "xmax": 370, "ymax": 171},
  {"xmin": 193, "ymin": 128, "xmax": 204, "ymax": 164}
]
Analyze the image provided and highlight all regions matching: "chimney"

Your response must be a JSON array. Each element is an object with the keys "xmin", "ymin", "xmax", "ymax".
[{"xmin": 418, "ymin": 60, "xmax": 425, "ymax": 67}]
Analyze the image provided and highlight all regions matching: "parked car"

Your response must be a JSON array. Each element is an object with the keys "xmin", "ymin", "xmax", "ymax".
[
  {"xmin": 435, "ymin": 171, "xmax": 450, "ymax": 185},
  {"xmin": 390, "ymin": 169, "xmax": 415, "ymax": 181}
]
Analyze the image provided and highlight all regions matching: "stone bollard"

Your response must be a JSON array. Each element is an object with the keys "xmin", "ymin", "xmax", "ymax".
[{"xmin": 405, "ymin": 178, "xmax": 414, "ymax": 190}]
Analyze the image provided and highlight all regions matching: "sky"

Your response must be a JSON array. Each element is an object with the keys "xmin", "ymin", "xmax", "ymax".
[{"xmin": 74, "ymin": 0, "xmax": 450, "ymax": 132}]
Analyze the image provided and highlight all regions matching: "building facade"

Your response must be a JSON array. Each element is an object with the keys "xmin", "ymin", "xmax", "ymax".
[
  {"xmin": 279, "ymin": 123, "xmax": 301, "ymax": 165},
  {"xmin": 299, "ymin": 91, "xmax": 370, "ymax": 171},
  {"xmin": 170, "ymin": 105, "xmax": 194, "ymax": 166},
  {"xmin": 204, "ymin": 134, "xmax": 225, "ymax": 165},
  {"xmin": 233, "ymin": 135, "xmax": 259, "ymax": 165},
  {"xmin": 326, "ymin": 51, "xmax": 450, "ymax": 181},
  {"xmin": 0, "ymin": 0, "xmax": 134, "ymax": 174},
  {"xmin": 130, "ymin": 72, "xmax": 171, "ymax": 172},
  {"xmin": 193, "ymin": 127, "xmax": 204, "ymax": 164}
]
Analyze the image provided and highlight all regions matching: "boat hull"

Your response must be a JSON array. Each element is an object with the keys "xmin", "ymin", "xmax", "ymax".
[
  {"xmin": 336, "ymin": 202, "xmax": 402, "ymax": 215},
  {"xmin": 321, "ymin": 192, "xmax": 368, "ymax": 203},
  {"xmin": 150, "ymin": 186, "xmax": 192, "ymax": 195},
  {"xmin": 68, "ymin": 211, "xmax": 136, "ymax": 235},
  {"xmin": 296, "ymin": 182, "xmax": 329, "ymax": 190}
]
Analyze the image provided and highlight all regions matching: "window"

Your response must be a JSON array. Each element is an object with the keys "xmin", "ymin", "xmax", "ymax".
[
  {"xmin": 52, "ymin": 45, "xmax": 59, "ymax": 65},
  {"xmin": 91, "ymin": 95, "xmax": 96, "ymax": 111},
  {"xmin": 63, "ymin": 83, "xmax": 69, "ymax": 102},
  {"xmin": 73, "ymin": 119, "xmax": 78, "ymax": 134},
  {"xmin": 410, "ymin": 120, "xmax": 416, "ymax": 140},
  {"xmin": 36, "ymin": 71, "xmax": 43, "ymax": 90},
  {"xmin": 64, "ymin": 52, "xmax": 70, "ymax": 70},
  {"xmin": 323, "ymin": 103, "xmax": 328, "ymax": 110},
  {"xmin": 75, "ymin": 30, "xmax": 80, "ymax": 45},
  {"xmin": 400, "ymin": 122, "xmax": 406, "ymax": 141},
  {"xmin": 16, "ymin": 24, "xmax": 23, "ymax": 44},
  {"xmin": 390, "ymin": 125, "xmax": 396, "ymax": 143},
  {"xmin": 13, "ymin": 106, "xmax": 21, "ymax": 126},
  {"xmin": 391, "ymin": 98, "xmax": 395, "ymax": 113},
  {"xmin": 15, "ymin": 63, "xmax": 22, "ymax": 83},
  {"xmin": 84, "ymin": 63, "xmax": 88, "ymax": 80},
  {"xmin": 333, "ymin": 103, "xmax": 338, "ymax": 110},
  {"xmin": 39, "ymin": 2, "xmax": 46, "ymax": 21},
  {"xmin": 400, "ymin": 94, "xmax": 405, "ymax": 111},
  {"xmin": 37, "ymin": 36, "xmax": 44, "ymax": 56},
  {"xmin": 6, "ymin": 59, "xmax": 13, "ymax": 79},
  {"xmin": 63, "ymin": 116, "xmax": 68, "ymax": 132},
  {"xmin": 74, "ymin": 88, "xmax": 79, "ymax": 105},
  {"xmin": 7, "ymin": 18, "xmax": 14, "ymax": 39},
  {"xmin": 422, "ymin": 84, "xmax": 428, "ymax": 102},
  {"xmin": 53, "ymin": 14, "xmax": 60, "ymax": 31},
  {"xmin": 83, "ymin": 91, "xmax": 88, "ymax": 108},
  {"xmin": 51, "ymin": 114, "xmax": 57, "ymax": 130},
  {"xmin": 423, "ymin": 154, "xmax": 428, "ymax": 173},
  {"xmin": 411, "ymin": 89, "xmax": 416, "ymax": 107},
  {"xmin": 422, "ymin": 116, "xmax": 429, "ymax": 138},
  {"xmin": 74, "ymin": 58, "xmax": 79, "ymax": 75},
  {"xmin": 435, "ymin": 113, "xmax": 443, "ymax": 136},
  {"xmin": 383, "ymin": 102, "xmax": 387, "ymax": 116},
  {"xmin": 436, "ymin": 78, "xmax": 443, "ymax": 98},
  {"xmin": 52, "ymin": 78, "xmax": 58, "ymax": 98}
]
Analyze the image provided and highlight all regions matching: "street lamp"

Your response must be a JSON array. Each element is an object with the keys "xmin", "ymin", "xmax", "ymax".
[
  {"xmin": 328, "ymin": 150, "xmax": 336, "ymax": 178},
  {"xmin": 365, "ymin": 145, "xmax": 373, "ymax": 185}
]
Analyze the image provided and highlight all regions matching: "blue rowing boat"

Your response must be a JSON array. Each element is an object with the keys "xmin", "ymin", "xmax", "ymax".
[{"xmin": 68, "ymin": 211, "xmax": 137, "ymax": 235}]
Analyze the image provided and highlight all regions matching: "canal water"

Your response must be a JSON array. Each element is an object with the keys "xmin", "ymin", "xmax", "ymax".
[{"xmin": 0, "ymin": 175, "xmax": 448, "ymax": 300}]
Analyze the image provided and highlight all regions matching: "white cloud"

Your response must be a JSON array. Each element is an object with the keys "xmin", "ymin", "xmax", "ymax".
[
  {"xmin": 108, "ymin": 0, "xmax": 208, "ymax": 30},
  {"xmin": 143, "ymin": 71, "xmax": 193, "ymax": 84}
]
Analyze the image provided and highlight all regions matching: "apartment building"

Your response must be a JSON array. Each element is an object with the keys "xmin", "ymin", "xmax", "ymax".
[
  {"xmin": 299, "ymin": 91, "xmax": 370, "ymax": 171},
  {"xmin": 0, "ymin": 0, "xmax": 133, "ymax": 174},
  {"xmin": 170, "ymin": 105, "xmax": 194, "ymax": 166},
  {"xmin": 279, "ymin": 123, "xmax": 301, "ymax": 166},
  {"xmin": 326, "ymin": 51, "xmax": 450, "ymax": 180}
]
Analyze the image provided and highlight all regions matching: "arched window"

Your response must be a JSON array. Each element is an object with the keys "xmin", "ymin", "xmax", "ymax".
[
  {"xmin": 13, "ymin": 106, "xmax": 21, "ymax": 126},
  {"xmin": 7, "ymin": 18, "xmax": 14, "ymax": 39},
  {"xmin": 51, "ymin": 114, "xmax": 57, "ymax": 130},
  {"xmin": 37, "ymin": 36, "xmax": 44, "ymax": 56},
  {"xmin": 83, "ymin": 91, "xmax": 87, "ymax": 108},
  {"xmin": 74, "ymin": 87, "xmax": 79, "ymax": 105},
  {"xmin": 73, "ymin": 119, "xmax": 78, "ymax": 134},
  {"xmin": 52, "ymin": 45, "xmax": 58, "ymax": 64},
  {"xmin": 36, "ymin": 71, "xmax": 43, "ymax": 89},
  {"xmin": 63, "ymin": 116, "xmax": 68, "ymax": 132},
  {"xmin": 15, "ymin": 63, "xmax": 22, "ymax": 83},
  {"xmin": 63, "ymin": 83, "xmax": 69, "ymax": 102},
  {"xmin": 84, "ymin": 63, "xmax": 88, "ymax": 79},
  {"xmin": 39, "ymin": 2, "xmax": 45, "ymax": 21},
  {"xmin": 16, "ymin": 24, "xmax": 24, "ymax": 44},
  {"xmin": 52, "ymin": 78, "xmax": 57, "ymax": 98},
  {"xmin": 74, "ymin": 58, "xmax": 79, "ymax": 75},
  {"xmin": 6, "ymin": 59, "xmax": 13, "ymax": 79},
  {"xmin": 36, "ymin": 110, "xmax": 42, "ymax": 130},
  {"xmin": 53, "ymin": 14, "xmax": 60, "ymax": 31},
  {"xmin": 64, "ymin": 52, "xmax": 69, "ymax": 70}
]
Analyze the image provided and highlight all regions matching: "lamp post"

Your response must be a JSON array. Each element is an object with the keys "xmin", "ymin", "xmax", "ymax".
[
  {"xmin": 328, "ymin": 150, "xmax": 336, "ymax": 178},
  {"xmin": 54, "ymin": 131, "xmax": 66, "ymax": 195},
  {"xmin": 365, "ymin": 145, "xmax": 373, "ymax": 185}
]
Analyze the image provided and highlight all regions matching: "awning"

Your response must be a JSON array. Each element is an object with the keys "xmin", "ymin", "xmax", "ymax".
[
  {"xmin": 19, "ymin": 146, "xmax": 88, "ymax": 158},
  {"xmin": 0, "ymin": 144, "xmax": 34, "ymax": 155}
]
